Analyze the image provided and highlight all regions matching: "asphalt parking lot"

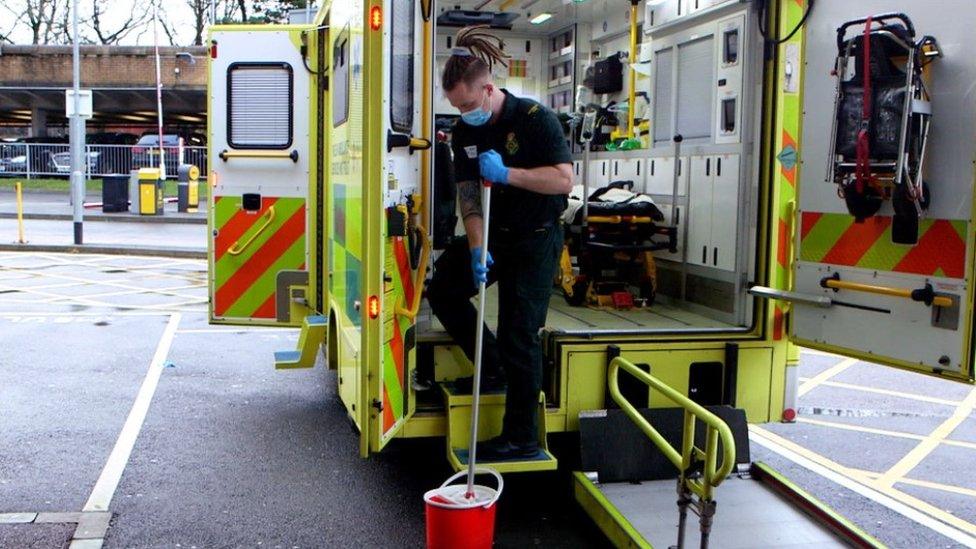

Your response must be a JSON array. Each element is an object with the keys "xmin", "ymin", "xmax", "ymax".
[{"xmin": 1, "ymin": 251, "xmax": 974, "ymax": 548}]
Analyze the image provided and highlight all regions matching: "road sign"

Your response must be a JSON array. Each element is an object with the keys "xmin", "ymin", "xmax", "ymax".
[{"xmin": 65, "ymin": 89, "xmax": 93, "ymax": 119}]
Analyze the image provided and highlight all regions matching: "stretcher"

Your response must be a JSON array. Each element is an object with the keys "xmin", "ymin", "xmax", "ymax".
[
  {"xmin": 559, "ymin": 181, "xmax": 677, "ymax": 309},
  {"xmin": 826, "ymin": 12, "xmax": 942, "ymax": 244}
]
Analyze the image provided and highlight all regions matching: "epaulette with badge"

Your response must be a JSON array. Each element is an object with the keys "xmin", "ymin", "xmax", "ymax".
[{"xmin": 519, "ymin": 99, "xmax": 543, "ymax": 118}]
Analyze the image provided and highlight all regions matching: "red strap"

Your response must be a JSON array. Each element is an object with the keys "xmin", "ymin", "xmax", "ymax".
[{"xmin": 854, "ymin": 17, "xmax": 873, "ymax": 194}]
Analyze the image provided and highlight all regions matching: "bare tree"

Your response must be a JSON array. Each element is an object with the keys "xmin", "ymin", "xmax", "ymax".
[
  {"xmin": 89, "ymin": 0, "xmax": 153, "ymax": 45},
  {"xmin": 185, "ymin": 0, "xmax": 209, "ymax": 46},
  {"xmin": 0, "ymin": 0, "xmax": 68, "ymax": 45}
]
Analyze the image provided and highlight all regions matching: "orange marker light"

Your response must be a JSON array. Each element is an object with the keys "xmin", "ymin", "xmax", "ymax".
[
  {"xmin": 370, "ymin": 6, "xmax": 383, "ymax": 30},
  {"xmin": 368, "ymin": 295, "xmax": 380, "ymax": 319}
]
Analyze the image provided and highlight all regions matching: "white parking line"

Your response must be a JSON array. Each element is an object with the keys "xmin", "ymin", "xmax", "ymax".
[{"xmin": 83, "ymin": 313, "xmax": 181, "ymax": 512}]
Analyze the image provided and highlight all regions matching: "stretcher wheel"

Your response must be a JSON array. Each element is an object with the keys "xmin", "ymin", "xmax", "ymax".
[{"xmin": 563, "ymin": 279, "xmax": 589, "ymax": 307}]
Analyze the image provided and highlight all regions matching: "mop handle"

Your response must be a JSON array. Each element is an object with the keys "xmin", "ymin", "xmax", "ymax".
[{"xmin": 466, "ymin": 178, "xmax": 492, "ymax": 498}]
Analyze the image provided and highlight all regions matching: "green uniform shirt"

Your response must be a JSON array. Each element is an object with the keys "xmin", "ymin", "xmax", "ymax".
[{"xmin": 451, "ymin": 90, "xmax": 572, "ymax": 231}]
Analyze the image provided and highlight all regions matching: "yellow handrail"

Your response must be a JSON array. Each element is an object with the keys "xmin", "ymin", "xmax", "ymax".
[
  {"xmin": 227, "ymin": 206, "xmax": 276, "ymax": 256},
  {"xmin": 219, "ymin": 149, "xmax": 299, "ymax": 162},
  {"xmin": 395, "ymin": 226, "xmax": 432, "ymax": 320},
  {"xmin": 608, "ymin": 356, "xmax": 736, "ymax": 501},
  {"xmin": 821, "ymin": 277, "xmax": 953, "ymax": 308},
  {"xmin": 587, "ymin": 215, "xmax": 655, "ymax": 224}
]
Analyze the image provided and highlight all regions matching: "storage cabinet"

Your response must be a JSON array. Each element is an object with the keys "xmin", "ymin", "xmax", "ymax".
[
  {"xmin": 547, "ymin": 26, "xmax": 578, "ymax": 115},
  {"xmin": 654, "ymin": 203, "xmax": 684, "ymax": 262},
  {"xmin": 587, "ymin": 159, "xmax": 611, "ymax": 188},
  {"xmin": 645, "ymin": 156, "xmax": 687, "ymax": 196},
  {"xmin": 687, "ymin": 154, "xmax": 739, "ymax": 271},
  {"xmin": 611, "ymin": 158, "xmax": 642, "ymax": 185}
]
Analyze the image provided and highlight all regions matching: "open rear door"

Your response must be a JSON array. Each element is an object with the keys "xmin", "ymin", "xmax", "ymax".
[
  {"xmin": 366, "ymin": 0, "xmax": 431, "ymax": 452},
  {"xmin": 208, "ymin": 27, "xmax": 312, "ymax": 326},
  {"xmin": 776, "ymin": 3, "xmax": 975, "ymax": 381}
]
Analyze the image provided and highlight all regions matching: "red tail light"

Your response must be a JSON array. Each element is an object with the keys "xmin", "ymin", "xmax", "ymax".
[
  {"xmin": 210, "ymin": 41, "xmax": 218, "ymax": 59},
  {"xmin": 133, "ymin": 146, "xmax": 145, "ymax": 154},
  {"xmin": 368, "ymin": 295, "xmax": 380, "ymax": 319}
]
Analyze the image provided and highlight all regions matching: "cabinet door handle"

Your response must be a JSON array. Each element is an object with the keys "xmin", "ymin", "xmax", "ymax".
[
  {"xmin": 713, "ymin": 247, "xmax": 718, "ymax": 266},
  {"xmin": 702, "ymin": 245, "xmax": 707, "ymax": 264},
  {"xmin": 717, "ymin": 157, "xmax": 722, "ymax": 177},
  {"xmin": 614, "ymin": 162, "xmax": 619, "ymax": 176},
  {"xmin": 650, "ymin": 160, "xmax": 655, "ymax": 176},
  {"xmin": 706, "ymin": 158, "xmax": 710, "ymax": 176}
]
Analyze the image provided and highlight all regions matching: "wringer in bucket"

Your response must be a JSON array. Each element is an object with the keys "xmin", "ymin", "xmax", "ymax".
[{"xmin": 425, "ymin": 179, "xmax": 503, "ymax": 549}]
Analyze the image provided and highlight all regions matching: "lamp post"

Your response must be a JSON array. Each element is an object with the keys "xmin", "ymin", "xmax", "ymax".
[{"xmin": 70, "ymin": 0, "xmax": 85, "ymax": 244}]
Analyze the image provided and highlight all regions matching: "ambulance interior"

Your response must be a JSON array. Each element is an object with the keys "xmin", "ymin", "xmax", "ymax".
[{"xmin": 427, "ymin": 0, "xmax": 764, "ymax": 335}]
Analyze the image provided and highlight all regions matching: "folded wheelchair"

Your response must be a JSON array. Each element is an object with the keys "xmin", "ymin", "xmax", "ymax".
[{"xmin": 826, "ymin": 12, "xmax": 942, "ymax": 244}]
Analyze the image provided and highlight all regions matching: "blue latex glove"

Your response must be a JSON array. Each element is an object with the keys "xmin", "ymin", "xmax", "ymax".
[
  {"xmin": 478, "ymin": 150, "xmax": 509, "ymax": 185},
  {"xmin": 470, "ymin": 247, "xmax": 494, "ymax": 286}
]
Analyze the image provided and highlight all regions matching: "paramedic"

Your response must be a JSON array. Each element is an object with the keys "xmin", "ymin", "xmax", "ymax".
[{"xmin": 427, "ymin": 25, "xmax": 573, "ymax": 460}]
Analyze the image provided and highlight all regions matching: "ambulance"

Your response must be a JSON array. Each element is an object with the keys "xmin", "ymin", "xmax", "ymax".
[{"xmin": 206, "ymin": 0, "xmax": 975, "ymax": 545}]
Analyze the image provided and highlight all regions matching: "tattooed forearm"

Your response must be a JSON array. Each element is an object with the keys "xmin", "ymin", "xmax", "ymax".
[{"xmin": 457, "ymin": 180, "xmax": 483, "ymax": 221}]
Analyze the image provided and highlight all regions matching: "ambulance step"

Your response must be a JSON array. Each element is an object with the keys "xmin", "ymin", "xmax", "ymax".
[
  {"xmin": 441, "ymin": 382, "xmax": 558, "ymax": 473},
  {"xmin": 274, "ymin": 314, "xmax": 327, "ymax": 370}
]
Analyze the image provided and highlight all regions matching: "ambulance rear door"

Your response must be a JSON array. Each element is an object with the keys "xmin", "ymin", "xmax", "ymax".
[
  {"xmin": 769, "ymin": 2, "xmax": 975, "ymax": 382},
  {"xmin": 367, "ymin": 0, "xmax": 432, "ymax": 451},
  {"xmin": 208, "ymin": 27, "xmax": 312, "ymax": 326}
]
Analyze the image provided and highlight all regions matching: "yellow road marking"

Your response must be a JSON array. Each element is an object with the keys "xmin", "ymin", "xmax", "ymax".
[
  {"xmin": 846, "ymin": 468, "xmax": 976, "ymax": 501},
  {"xmin": 798, "ymin": 357, "xmax": 858, "ymax": 397},
  {"xmin": 897, "ymin": 477, "xmax": 976, "ymax": 499},
  {"xmin": 797, "ymin": 417, "xmax": 976, "ymax": 451},
  {"xmin": 877, "ymin": 388, "xmax": 976, "ymax": 488},
  {"xmin": 751, "ymin": 425, "xmax": 976, "ymax": 537},
  {"xmin": 798, "ymin": 377, "xmax": 962, "ymax": 407}
]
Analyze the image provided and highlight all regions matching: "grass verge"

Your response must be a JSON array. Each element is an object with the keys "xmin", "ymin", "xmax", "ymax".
[{"xmin": 0, "ymin": 177, "xmax": 208, "ymax": 199}]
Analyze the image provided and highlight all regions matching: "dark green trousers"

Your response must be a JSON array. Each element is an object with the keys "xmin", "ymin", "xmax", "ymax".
[{"xmin": 428, "ymin": 223, "xmax": 562, "ymax": 443}]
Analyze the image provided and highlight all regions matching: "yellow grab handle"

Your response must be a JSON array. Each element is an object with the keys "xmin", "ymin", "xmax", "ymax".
[
  {"xmin": 227, "ymin": 206, "xmax": 276, "ymax": 256},
  {"xmin": 821, "ymin": 276, "xmax": 953, "ymax": 308},
  {"xmin": 219, "ymin": 149, "xmax": 299, "ymax": 162},
  {"xmin": 395, "ymin": 226, "xmax": 432, "ymax": 320}
]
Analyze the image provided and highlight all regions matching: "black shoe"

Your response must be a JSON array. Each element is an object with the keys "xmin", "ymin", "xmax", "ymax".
[
  {"xmin": 452, "ymin": 374, "xmax": 507, "ymax": 394},
  {"xmin": 476, "ymin": 435, "xmax": 540, "ymax": 461}
]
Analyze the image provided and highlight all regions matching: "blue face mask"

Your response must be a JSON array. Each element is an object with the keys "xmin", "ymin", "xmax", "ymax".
[{"xmin": 461, "ymin": 89, "xmax": 492, "ymax": 126}]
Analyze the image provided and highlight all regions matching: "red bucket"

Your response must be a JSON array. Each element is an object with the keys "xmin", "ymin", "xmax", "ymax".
[{"xmin": 425, "ymin": 469, "xmax": 503, "ymax": 549}]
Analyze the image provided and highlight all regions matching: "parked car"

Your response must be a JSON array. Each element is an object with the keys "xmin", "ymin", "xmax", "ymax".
[
  {"xmin": 16, "ymin": 136, "xmax": 68, "ymax": 176},
  {"xmin": 132, "ymin": 134, "xmax": 183, "ymax": 174},
  {"xmin": 0, "ymin": 154, "xmax": 27, "ymax": 176},
  {"xmin": 50, "ymin": 151, "xmax": 104, "ymax": 175}
]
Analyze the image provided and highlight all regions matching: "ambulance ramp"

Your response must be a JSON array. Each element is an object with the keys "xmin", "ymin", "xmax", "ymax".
[
  {"xmin": 574, "ymin": 464, "xmax": 870, "ymax": 548},
  {"xmin": 572, "ymin": 358, "xmax": 885, "ymax": 548},
  {"xmin": 274, "ymin": 314, "xmax": 327, "ymax": 369},
  {"xmin": 441, "ymin": 383, "xmax": 558, "ymax": 473}
]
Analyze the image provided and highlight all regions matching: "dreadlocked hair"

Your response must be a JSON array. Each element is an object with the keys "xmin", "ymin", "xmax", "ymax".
[{"xmin": 442, "ymin": 25, "xmax": 510, "ymax": 92}]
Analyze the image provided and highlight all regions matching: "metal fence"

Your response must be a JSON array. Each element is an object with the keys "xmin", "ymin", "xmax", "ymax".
[{"xmin": 0, "ymin": 142, "xmax": 208, "ymax": 180}]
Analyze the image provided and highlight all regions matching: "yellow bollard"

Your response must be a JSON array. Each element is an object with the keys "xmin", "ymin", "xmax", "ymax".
[{"xmin": 15, "ymin": 181, "xmax": 25, "ymax": 244}]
